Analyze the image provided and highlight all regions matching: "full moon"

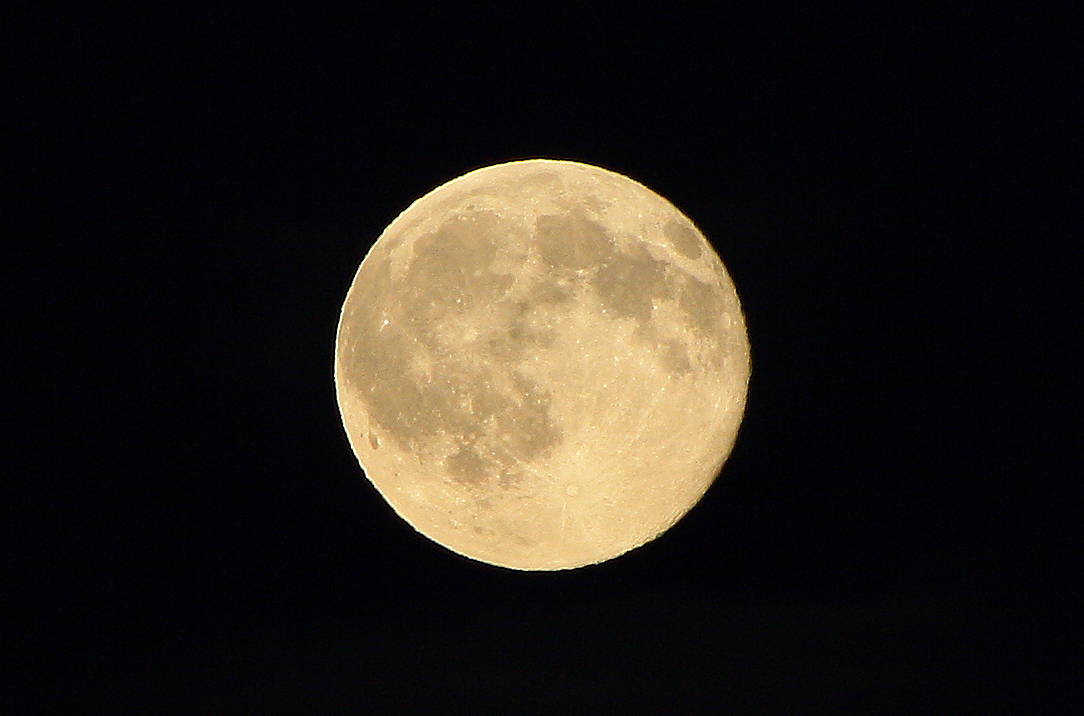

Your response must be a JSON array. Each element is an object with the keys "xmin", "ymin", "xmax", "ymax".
[{"xmin": 335, "ymin": 159, "xmax": 750, "ymax": 570}]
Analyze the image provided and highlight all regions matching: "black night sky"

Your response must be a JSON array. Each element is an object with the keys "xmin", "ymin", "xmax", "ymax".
[{"xmin": 12, "ymin": 6, "xmax": 1080, "ymax": 713}]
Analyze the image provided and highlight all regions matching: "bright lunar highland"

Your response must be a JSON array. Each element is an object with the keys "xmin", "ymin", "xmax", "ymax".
[{"xmin": 335, "ymin": 159, "xmax": 750, "ymax": 570}]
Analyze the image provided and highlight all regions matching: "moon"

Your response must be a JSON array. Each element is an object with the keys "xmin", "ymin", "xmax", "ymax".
[{"xmin": 335, "ymin": 159, "xmax": 750, "ymax": 570}]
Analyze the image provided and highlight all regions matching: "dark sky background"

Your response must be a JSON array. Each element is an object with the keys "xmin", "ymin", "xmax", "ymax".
[{"xmin": 11, "ymin": 5, "xmax": 1080, "ymax": 713}]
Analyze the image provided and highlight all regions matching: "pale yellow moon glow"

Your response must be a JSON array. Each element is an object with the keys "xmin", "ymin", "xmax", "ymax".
[{"xmin": 335, "ymin": 159, "xmax": 750, "ymax": 570}]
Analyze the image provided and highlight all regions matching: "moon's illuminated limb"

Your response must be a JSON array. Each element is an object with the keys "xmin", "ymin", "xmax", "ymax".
[{"xmin": 335, "ymin": 159, "xmax": 750, "ymax": 570}]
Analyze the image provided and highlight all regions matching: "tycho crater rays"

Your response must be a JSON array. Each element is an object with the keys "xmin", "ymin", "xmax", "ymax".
[{"xmin": 335, "ymin": 160, "xmax": 750, "ymax": 570}]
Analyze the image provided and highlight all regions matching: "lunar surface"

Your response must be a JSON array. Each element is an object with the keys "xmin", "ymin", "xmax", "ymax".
[{"xmin": 335, "ymin": 159, "xmax": 750, "ymax": 570}]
